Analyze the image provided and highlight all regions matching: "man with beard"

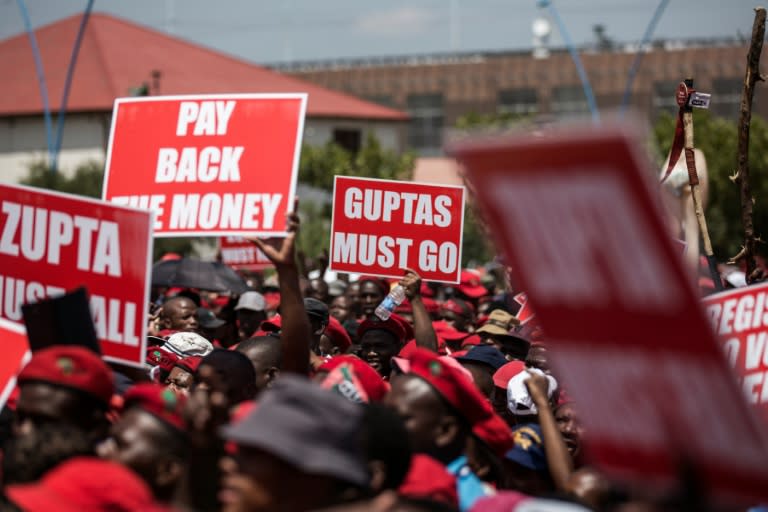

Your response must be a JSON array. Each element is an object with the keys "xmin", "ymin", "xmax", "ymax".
[{"xmin": 4, "ymin": 346, "xmax": 113, "ymax": 484}]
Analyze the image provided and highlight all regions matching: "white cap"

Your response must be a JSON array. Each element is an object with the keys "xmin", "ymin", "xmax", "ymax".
[
  {"xmin": 162, "ymin": 332, "xmax": 214, "ymax": 357},
  {"xmin": 507, "ymin": 367, "xmax": 557, "ymax": 416},
  {"xmin": 235, "ymin": 291, "xmax": 266, "ymax": 312}
]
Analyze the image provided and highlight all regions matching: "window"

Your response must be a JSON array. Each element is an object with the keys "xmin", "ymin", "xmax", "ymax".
[
  {"xmin": 365, "ymin": 95, "xmax": 395, "ymax": 108},
  {"xmin": 711, "ymin": 78, "xmax": 742, "ymax": 119},
  {"xmin": 498, "ymin": 89, "xmax": 539, "ymax": 116},
  {"xmin": 333, "ymin": 129, "xmax": 361, "ymax": 154},
  {"xmin": 652, "ymin": 81, "xmax": 681, "ymax": 116},
  {"xmin": 407, "ymin": 94, "xmax": 443, "ymax": 153},
  {"xmin": 551, "ymin": 86, "xmax": 589, "ymax": 118}
]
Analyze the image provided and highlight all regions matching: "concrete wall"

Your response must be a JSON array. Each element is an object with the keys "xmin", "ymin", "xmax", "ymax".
[{"xmin": 0, "ymin": 114, "xmax": 405, "ymax": 184}]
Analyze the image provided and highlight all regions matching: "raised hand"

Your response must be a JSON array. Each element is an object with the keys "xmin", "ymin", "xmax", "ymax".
[{"xmin": 247, "ymin": 198, "xmax": 299, "ymax": 267}]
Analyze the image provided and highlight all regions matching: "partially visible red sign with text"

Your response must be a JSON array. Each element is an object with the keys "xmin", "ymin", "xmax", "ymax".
[
  {"xmin": 329, "ymin": 177, "xmax": 465, "ymax": 283},
  {"xmin": 452, "ymin": 125, "xmax": 768, "ymax": 503},
  {"xmin": 0, "ymin": 184, "xmax": 153, "ymax": 367},
  {"xmin": 704, "ymin": 282, "xmax": 768, "ymax": 423},
  {"xmin": 219, "ymin": 237, "xmax": 272, "ymax": 270},
  {"xmin": 103, "ymin": 94, "xmax": 307, "ymax": 237}
]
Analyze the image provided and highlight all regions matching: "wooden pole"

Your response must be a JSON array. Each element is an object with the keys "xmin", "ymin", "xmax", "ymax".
[
  {"xmin": 730, "ymin": 7, "xmax": 766, "ymax": 284},
  {"xmin": 682, "ymin": 78, "xmax": 722, "ymax": 290}
]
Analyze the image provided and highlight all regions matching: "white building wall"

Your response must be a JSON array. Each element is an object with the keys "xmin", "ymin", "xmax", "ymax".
[{"xmin": 0, "ymin": 114, "xmax": 405, "ymax": 185}]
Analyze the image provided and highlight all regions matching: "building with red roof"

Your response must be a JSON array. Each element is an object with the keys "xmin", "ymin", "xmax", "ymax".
[{"xmin": 0, "ymin": 13, "xmax": 408, "ymax": 182}]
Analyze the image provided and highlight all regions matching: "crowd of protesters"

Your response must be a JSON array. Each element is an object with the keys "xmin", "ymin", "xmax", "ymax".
[{"xmin": 0, "ymin": 203, "xmax": 761, "ymax": 512}]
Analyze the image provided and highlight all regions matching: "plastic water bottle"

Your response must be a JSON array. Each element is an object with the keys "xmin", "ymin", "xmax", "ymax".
[{"xmin": 375, "ymin": 285, "xmax": 406, "ymax": 321}]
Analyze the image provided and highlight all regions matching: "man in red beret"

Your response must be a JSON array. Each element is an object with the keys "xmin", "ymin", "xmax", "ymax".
[
  {"xmin": 3, "ymin": 346, "xmax": 114, "ymax": 484},
  {"xmin": 358, "ymin": 315, "xmax": 408, "ymax": 378},
  {"xmin": 385, "ymin": 348, "xmax": 510, "ymax": 511},
  {"xmin": 98, "ymin": 383, "xmax": 189, "ymax": 504}
]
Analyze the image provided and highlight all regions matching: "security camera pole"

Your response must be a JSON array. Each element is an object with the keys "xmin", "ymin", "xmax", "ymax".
[{"xmin": 661, "ymin": 78, "xmax": 721, "ymax": 290}]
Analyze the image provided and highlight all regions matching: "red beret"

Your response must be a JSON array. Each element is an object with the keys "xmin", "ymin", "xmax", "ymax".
[
  {"xmin": 324, "ymin": 317, "xmax": 352, "ymax": 353},
  {"xmin": 357, "ymin": 275, "xmax": 390, "ymax": 296},
  {"xmin": 18, "ymin": 347, "xmax": 113, "ymax": 406},
  {"xmin": 318, "ymin": 356, "xmax": 389, "ymax": 402},
  {"xmin": 6, "ymin": 457, "xmax": 166, "ymax": 512},
  {"xmin": 398, "ymin": 454, "xmax": 457, "ymax": 507},
  {"xmin": 174, "ymin": 355, "xmax": 202, "ymax": 374},
  {"xmin": 407, "ymin": 348, "xmax": 490, "ymax": 426},
  {"xmin": 472, "ymin": 411, "xmax": 514, "ymax": 458},
  {"xmin": 493, "ymin": 361, "xmax": 526, "ymax": 389},
  {"xmin": 358, "ymin": 315, "xmax": 408, "ymax": 345},
  {"xmin": 146, "ymin": 347, "xmax": 179, "ymax": 373},
  {"xmin": 124, "ymin": 383, "xmax": 188, "ymax": 432}
]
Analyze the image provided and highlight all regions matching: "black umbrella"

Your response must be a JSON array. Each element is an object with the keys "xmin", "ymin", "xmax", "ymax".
[{"xmin": 152, "ymin": 258, "xmax": 249, "ymax": 294}]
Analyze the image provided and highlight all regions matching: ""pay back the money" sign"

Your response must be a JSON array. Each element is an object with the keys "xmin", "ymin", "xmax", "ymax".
[{"xmin": 103, "ymin": 94, "xmax": 306, "ymax": 237}]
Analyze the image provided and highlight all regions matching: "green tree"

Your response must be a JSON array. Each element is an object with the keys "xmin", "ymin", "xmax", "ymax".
[
  {"xmin": 299, "ymin": 133, "xmax": 415, "ymax": 191},
  {"xmin": 652, "ymin": 110, "xmax": 768, "ymax": 260}
]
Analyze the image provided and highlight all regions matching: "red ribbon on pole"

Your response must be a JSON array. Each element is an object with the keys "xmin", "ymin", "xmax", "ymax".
[{"xmin": 660, "ymin": 82, "xmax": 694, "ymax": 184}]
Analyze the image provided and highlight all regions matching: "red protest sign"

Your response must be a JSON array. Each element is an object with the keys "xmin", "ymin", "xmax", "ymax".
[
  {"xmin": 0, "ymin": 184, "xmax": 153, "ymax": 367},
  {"xmin": 329, "ymin": 177, "xmax": 465, "ymax": 283},
  {"xmin": 103, "ymin": 94, "xmax": 307, "ymax": 237},
  {"xmin": 451, "ymin": 125, "xmax": 768, "ymax": 503},
  {"xmin": 0, "ymin": 318, "xmax": 30, "ymax": 410},
  {"xmin": 703, "ymin": 282, "xmax": 768, "ymax": 424},
  {"xmin": 219, "ymin": 236, "xmax": 272, "ymax": 270}
]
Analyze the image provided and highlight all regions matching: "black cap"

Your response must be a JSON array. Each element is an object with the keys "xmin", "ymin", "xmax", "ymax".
[
  {"xmin": 197, "ymin": 307, "xmax": 226, "ymax": 329},
  {"xmin": 304, "ymin": 298, "xmax": 329, "ymax": 324},
  {"xmin": 455, "ymin": 344, "xmax": 508, "ymax": 372}
]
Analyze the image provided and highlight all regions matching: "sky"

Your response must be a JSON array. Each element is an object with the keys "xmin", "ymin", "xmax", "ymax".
[{"xmin": 0, "ymin": 1, "xmax": 757, "ymax": 65}]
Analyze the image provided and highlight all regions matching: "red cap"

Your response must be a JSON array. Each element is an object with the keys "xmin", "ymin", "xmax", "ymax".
[
  {"xmin": 398, "ymin": 455, "xmax": 458, "ymax": 507},
  {"xmin": 407, "ymin": 348, "xmax": 490, "ymax": 426},
  {"xmin": 462, "ymin": 334, "xmax": 482, "ymax": 347},
  {"xmin": 260, "ymin": 314, "xmax": 282, "ymax": 332},
  {"xmin": 432, "ymin": 320, "xmax": 470, "ymax": 343},
  {"xmin": 473, "ymin": 411, "xmax": 514, "ymax": 458},
  {"xmin": 324, "ymin": 317, "xmax": 352, "ymax": 353},
  {"xmin": 358, "ymin": 314, "xmax": 409, "ymax": 345},
  {"xmin": 263, "ymin": 292, "xmax": 281, "ymax": 311},
  {"xmin": 146, "ymin": 347, "xmax": 179, "ymax": 373},
  {"xmin": 493, "ymin": 361, "xmax": 527, "ymax": 389},
  {"xmin": 442, "ymin": 298, "xmax": 475, "ymax": 317},
  {"xmin": 123, "ymin": 383, "xmax": 188, "ymax": 432},
  {"xmin": 318, "ymin": 356, "xmax": 389, "ymax": 402},
  {"xmin": 6, "ymin": 457, "xmax": 169, "ymax": 512},
  {"xmin": 174, "ymin": 355, "xmax": 203, "ymax": 374},
  {"xmin": 457, "ymin": 270, "xmax": 488, "ymax": 299},
  {"xmin": 18, "ymin": 346, "xmax": 113, "ymax": 406}
]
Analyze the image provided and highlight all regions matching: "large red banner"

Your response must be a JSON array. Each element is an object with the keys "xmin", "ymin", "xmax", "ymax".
[
  {"xmin": 0, "ymin": 184, "xmax": 153, "ymax": 367},
  {"xmin": 451, "ymin": 125, "xmax": 768, "ymax": 503},
  {"xmin": 329, "ymin": 176, "xmax": 465, "ymax": 283},
  {"xmin": 219, "ymin": 236, "xmax": 272, "ymax": 271},
  {"xmin": 103, "ymin": 94, "xmax": 307, "ymax": 237},
  {"xmin": 704, "ymin": 283, "xmax": 768, "ymax": 424}
]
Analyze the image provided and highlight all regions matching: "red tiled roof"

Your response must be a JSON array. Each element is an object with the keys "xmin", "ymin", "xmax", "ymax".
[{"xmin": 0, "ymin": 13, "xmax": 408, "ymax": 121}]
